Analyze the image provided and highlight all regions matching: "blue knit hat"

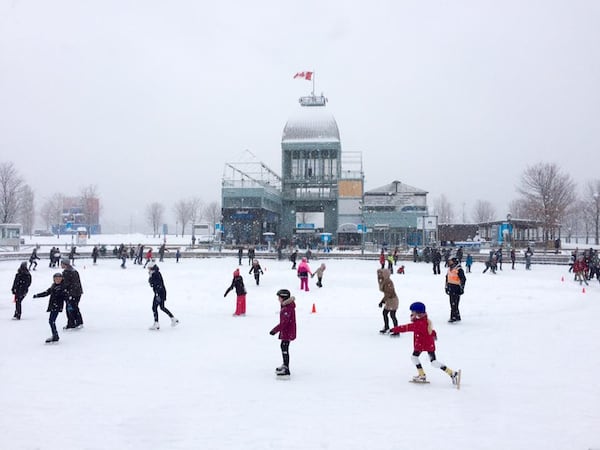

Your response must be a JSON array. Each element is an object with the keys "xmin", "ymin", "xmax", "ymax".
[{"xmin": 409, "ymin": 302, "xmax": 426, "ymax": 314}]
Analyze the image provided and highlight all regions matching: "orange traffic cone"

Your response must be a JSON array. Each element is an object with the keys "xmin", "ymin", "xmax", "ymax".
[
  {"xmin": 582, "ymin": 287, "xmax": 586, "ymax": 294},
  {"xmin": 311, "ymin": 303, "xmax": 317, "ymax": 314}
]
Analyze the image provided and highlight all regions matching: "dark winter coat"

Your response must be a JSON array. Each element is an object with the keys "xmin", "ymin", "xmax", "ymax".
[
  {"xmin": 29, "ymin": 249, "xmax": 40, "ymax": 263},
  {"xmin": 149, "ymin": 268, "xmax": 167, "ymax": 301},
  {"xmin": 224, "ymin": 274, "xmax": 246, "ymax": 297},
  {"xmin": 391, "ymin": 314, "xmax": 437, "ymax": 352},
  {"xmin": 12, "ymin": 264, "xmax": 32, "ymax": 298},
  {"xmin": 34, "ymin": 283, "xmax": 67, "ymax": 313},
  {"xmin": 270, "ymin": 297, "xmax": 297, "ymax": 341},
  {"xmin": 249, "ymin": 264, "xmax": 263, "ymax": 277},
  {"xmin": 62, "ymin": 265, "xmax": 83, "ymax": 298}
]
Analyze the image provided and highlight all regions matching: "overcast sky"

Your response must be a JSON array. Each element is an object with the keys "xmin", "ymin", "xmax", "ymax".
[{"xmin": 1, "ymin": 0, "xmax": 599, "ymax": 231}]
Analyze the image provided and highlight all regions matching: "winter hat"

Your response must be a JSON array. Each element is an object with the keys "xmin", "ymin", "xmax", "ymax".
[
  {"xmin": 233, "ymin": 268, "xmax": 240, "ymax": 277},
  {"xmin": 409, "ymin": 302, "xmax": 426, "ymax": 314},
  {"xmin": 147, "ymin": 261, "xmax": 156, "ymax": 270},
  {"xmin": 276, "ymin": 289, "xmax": 291, "ymax": 300},
  {"xmin": 301, "ymin": 257, "xmax": 307, "ymax": 262},
  {"xmin": 53, "ymin": 273, "xmax": 63, "ymax": 279}
]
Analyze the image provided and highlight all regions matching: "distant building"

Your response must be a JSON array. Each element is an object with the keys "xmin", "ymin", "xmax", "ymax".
[{"xmin": 51, "ymin": 196, "xmax": 101, "ymax": 235}]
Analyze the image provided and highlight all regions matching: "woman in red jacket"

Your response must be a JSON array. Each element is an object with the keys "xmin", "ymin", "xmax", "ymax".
[{"xmin": 391, "ymin": 302, "xmax": 459, "ymax": 385}]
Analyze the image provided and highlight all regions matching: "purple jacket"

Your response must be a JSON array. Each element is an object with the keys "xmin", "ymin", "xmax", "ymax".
[{"xmin": 271, "ymin": 298, "xmax": 297, "ymax": 341}]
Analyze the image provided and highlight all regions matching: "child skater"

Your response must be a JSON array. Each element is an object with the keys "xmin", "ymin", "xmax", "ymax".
[
  {"xmin": 312, "ymin": 263, "xmax": 326, "ymax": 288},
  {"xmin": 269, "ymin": 289, "xmax": 296, "ymax": 377},
  {"xmin": 249, "ymin": 259, "xmax": 264, "ymax": 286},
  {"xmin": 390, "ymin": 301, "xmax": 460, "ymax": 386},
  {"xmin": 224, "ymin": 268, "xmax": 247, "ymax": 316},
  {"xmin": 32, "ymin": 273, "xmax": 67, "ymax": 344},
  {"xmin": 297, "ymin": 257, "xmax": 312, "ymax": 291},
  {"xmin": 147, "ymin": 262, "xmax": 179, "ymax": 330}
]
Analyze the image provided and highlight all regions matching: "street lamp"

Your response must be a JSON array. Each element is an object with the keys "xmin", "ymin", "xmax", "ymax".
[{"xmin": 594, "ymin": 192, "xmax": 599, "ymax": 245}]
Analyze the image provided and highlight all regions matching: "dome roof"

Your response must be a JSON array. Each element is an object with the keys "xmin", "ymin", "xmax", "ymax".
[{"xmin": 282, "ymin": 106, "xmax": 340, "ymax": 143}]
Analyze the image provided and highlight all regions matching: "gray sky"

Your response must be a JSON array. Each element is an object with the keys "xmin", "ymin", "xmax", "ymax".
[{"xmin": 1, "ymin": 0, "xmax": 599, "ymax": 231}]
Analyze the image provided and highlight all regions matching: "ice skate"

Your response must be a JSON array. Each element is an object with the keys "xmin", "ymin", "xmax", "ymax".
[
  {"xmin": 451, "ymin": 369, "xmax": 462, "ymax": 389},
  {"xmin": 276, "ymin": 365, "xmax": 290, "ymax": 378},
  {"xmin": 171, "ymin": 317, "xmax": 179, "ymax": 327},
  {"xmin": 379, "ymin": 328, "xmax": 389, "ymax": 334},
  {"xmin": 410, "ymin": 374, "xmax": 429, "ymax": 384},
  {"xmin": 45, "ymin": 335, "xmax": 59, "ymax": 344},
  {"xmin": 149, "ymin": 321, "xmax": 160, "ymax": 330}
]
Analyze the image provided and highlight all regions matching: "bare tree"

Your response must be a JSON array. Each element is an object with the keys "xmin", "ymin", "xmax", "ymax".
[
  {"xmin": 146, "ymin": 202, "xmax": 164, "ymax": 237},
  {"xmin": 507, "ymin": 199, "xmax": 530, "ymax": 219},
  {"xmin": 79, "ymin": 184, "xmax": 100, "ymax": 236},
  {"xmin": 517, "ymin": 162, "xmax": 576, "ymax": 243},
  {"xmin": 585, "ymin": 180, "xmax": 600, "ymax": 245},
  {"xmin": 434, "ymin": 195, "xmax": 454, "ymax": 224},
  {"xmin": 40, "ymin": 193, "xmax": 65, "ymax": 233},
  {"xmin": 204, "ymin": 201, "xmax": 221, "ymax": 229},
  {"xmin": 0, "ymin": 162, "xmax": 24, "ymax": 223},
  {"xmin": 173, "ymin": 199, "xmax": 194, "ymax": 236},
  {"xmin": 189, "ymin": 197, "xmax": 203, "ymax": 226},
  {"xmin": 471, "ymin": 200, "xmax": 496, "ymax": 223},
  {"xmin": 19, "ymin": 185, "xmax": 35, "ymax": 235}
]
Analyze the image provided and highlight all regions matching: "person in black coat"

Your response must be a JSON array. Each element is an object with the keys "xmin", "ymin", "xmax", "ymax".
[
  {"xmin": 432, "ymin": 248, "xmax": 442, "ymax": 275},
  {"xmin": 33, "ymin": 272, "xmax": 67, "ymax": 343},
  {"xmin": 11, "ymin": 262, "xmax": 32, "ymax": 320},
  {"xmin": 249, "ymin": 259, "xmax": 264, "ymax": 285},
  {"xmin": 290, "ymin": 249, "xmax": 298, "ymax": 270},
  {"xmin": 61, "ymin": 260, "xmax": 84, "ymax": 329},
  {"xmin": 148, "ymin": 262, "xmax": 178, "ymax": 330}
]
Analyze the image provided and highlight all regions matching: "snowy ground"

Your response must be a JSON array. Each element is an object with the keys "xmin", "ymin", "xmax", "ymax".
[{"xmin": 0, "ymin": 252, "xmax": 598, "ymax": 450}]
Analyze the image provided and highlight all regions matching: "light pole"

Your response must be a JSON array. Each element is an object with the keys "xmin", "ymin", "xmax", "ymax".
[
  {"xmin": 594, "ymin": 192, "xmax": 599, "ymax": 245},
  {"xmin": 359, "ymin": 200, "xmax": 365, "ymax": 255}
]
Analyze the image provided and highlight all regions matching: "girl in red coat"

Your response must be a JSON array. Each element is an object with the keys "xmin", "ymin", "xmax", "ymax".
[
  {"xmin": 391, "ymin": 302, "xmax": 459, "ymax": 385},
  {"xmin": 270, "ymin": 289, "xmax": 296, "ymax": 376},
  {"xmin": 224, "ymin": 269, "xmax": 247, "ymax": 316},
  {"xmin": 297, "ymin": 257, "xmax": 312, "ymax": 291}
]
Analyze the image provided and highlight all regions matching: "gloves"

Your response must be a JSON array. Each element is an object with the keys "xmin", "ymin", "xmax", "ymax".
[
  {"xmin": 223, "ymin": 293, "xmax": 227, "ymax": 297},
  {"xmin": 459, "ymin": 286, "xmax": 464, "ymax": 295},
  {"xmin": 269, "ymin": 330, "xmax": 276, "ymax": 335},
  {"xmin": 378, "ymin": 301, "xmax": 384, "ymax": 308},
  {"xmin": 445, "ymin": 286, "xmax": 450, "ymax": 295},
  {"xmin": 33, "ymin": 294, "xmax": 38, "ymax": 298}
]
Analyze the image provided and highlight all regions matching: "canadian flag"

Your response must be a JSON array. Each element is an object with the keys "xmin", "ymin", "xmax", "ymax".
[{"xmin": 293, "ymin": 71, "xmax": 313, "ymax": 81}]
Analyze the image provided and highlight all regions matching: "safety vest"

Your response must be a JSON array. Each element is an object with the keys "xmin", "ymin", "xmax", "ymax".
[{"xmin": 447, "ymin": 266, "xmax": 461, "ymax": 285}]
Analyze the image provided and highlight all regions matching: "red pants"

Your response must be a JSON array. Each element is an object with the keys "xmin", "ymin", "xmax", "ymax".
[
  {"xmin": 300, "ymin": 277, "xmax": 309, "ymax": 291},
  {"xmin": 234, "ymin": 294, "xmax": 246, "ymax": 315}
]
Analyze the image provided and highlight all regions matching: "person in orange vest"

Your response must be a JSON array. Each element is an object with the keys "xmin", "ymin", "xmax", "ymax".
[{"xmin": 445, "ymin": 257, "xmax": 466, "ymax": 323}]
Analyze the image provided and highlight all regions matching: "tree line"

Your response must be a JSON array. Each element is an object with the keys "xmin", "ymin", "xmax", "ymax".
[{"xmin": 0, "ymin": 161, "xmax": 220, "ymax": 237}]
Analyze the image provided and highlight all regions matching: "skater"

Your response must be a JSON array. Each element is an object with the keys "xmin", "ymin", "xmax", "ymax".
[
  {"xmin": 249, "ymin": 259, "xmax": 264, "ymax": 286},
  {"xmin": 33, "ymin": 273, "xmax": 67, "ymax": 343},
  {"xmin": 432, "ymin": 248, "xmax": 441, "ymax": 275},
  {"xmin": 510, "ymin": 248, "xmax": 516, "ymax": 269},
  {"xmin": 224, "ymin": 268, "xmax": 247, "ymax": 316},
  {"xmin": 379, "ymin": 249, "xmax": 385, "ymax": 270},
  {"xmin": 175, "ymin": 248, "xmax": 181, "ymax": 263},
  {"xmin": 158, "ymin": 243, "xmax": 168, "ymax": 262},
  {"xmin": 390, "ymin": 302, "xmax": 459, "ymax": 385},
  {"xmin": 269, "ymin": 289, "xmax": 297, "ymax": 377},
  {"xmin": 28, "ymin": 248, "xmax": 40, "ymax": 271},
  {"xmin": 143, "ymin": 248, "xmax": 153, "ymax": 268},
  {"xmin": 525, "ymin": 247, "xmax": 533, "ymax": 270},
  {"xmin": 248, "ymin": 246, "xmax": 255, "ymax": 266},
  {"xmin": 68, "ymin": 246, "xmax": 78, "ymax": 266},
  {"xmin": 377, "ymin": 268, "xmax": 399, "ymax": 334},
  {"xmin": 312, "ymin": 263, "xmax": 326, "ymax": 287},
  {"xmin": 465, "ymin": 253, "xmax": 473, "ymax": 273},
  {"xmin": 297, "ymin": 257, "xmax": 312, "ymax": 291},
  {"xmin": 61, "ymin": 259, "xmax": 84, "ymax": 329},
  {"xmin": 11, "ymin": 262, "xmax": 32, "ymax": 320},
  {"xmin": 147, "ymin": 262, "xmax": 179, "ymax": 330},
  {"xmin": 238, "ymin": 246, "xmax": 244, "ymax": 265},
  {"xmin": 91, "ymin": 246, "xmax": 99, "ymax": 264},
  {"xmin": 573, "ymin": 256, "xmax": 589, "ymax": 286},
  {"xmin": 445, "ymin": 257, "xmax": 466, "ymax": 323},
  {"xmin": 290, "ymin": 249, "xmax": 298, "ymax": 270}
]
